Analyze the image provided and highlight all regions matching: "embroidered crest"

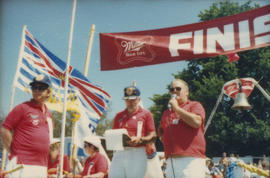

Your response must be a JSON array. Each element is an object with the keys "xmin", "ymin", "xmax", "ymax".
[
  {"xmin": 126, "ymin": 87, "xmax": 134, "ymax": 96},
  {"xmin": 32, "ymin": 119, "xmax": 39, "ymax": 126},
  {"xmin": 30, "ymin": 114, "xmax": 38, "ymax": 119},
  {"xmin": 35, "ymin": 74, "xmax": 45, "ymax": 81}
]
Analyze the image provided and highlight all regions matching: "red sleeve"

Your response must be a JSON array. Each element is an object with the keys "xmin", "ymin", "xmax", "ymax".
[
  {"xmin": 2, "ymin": 104, "xmax": 23, "ymax": 131},
  {"xmin": 63, "ymin": 155, "xmax": 71, "ymax": 172},
  {"xmin": 190, "ymin": 102, "xmax": 205, "ymax": 121}
]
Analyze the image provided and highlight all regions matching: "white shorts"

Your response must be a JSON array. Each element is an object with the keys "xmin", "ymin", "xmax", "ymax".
[
  {"xmin": 166, "ymin": 157, "xmax": 205, "ymax": 178},
  {"xmin": 6, "ymin": 157, "xmax": 47, "ymax": 178},
  {"xmin": 144, "ymin": 154, "xmax": 163, "ymax": 178},
  {"xmin": 108, "ymin": 147, "xmax": 147, "ymax": 178}
]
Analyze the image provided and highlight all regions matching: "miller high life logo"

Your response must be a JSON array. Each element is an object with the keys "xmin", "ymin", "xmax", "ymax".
[{"xmin": 115, "ymin": 35, "xmax": 156, "ymax": 65}]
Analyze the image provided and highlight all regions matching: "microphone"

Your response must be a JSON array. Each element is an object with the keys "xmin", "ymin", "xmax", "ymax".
[{"xmin": 168, "ymin": 94, "xmax": 176, "ymax": 110}]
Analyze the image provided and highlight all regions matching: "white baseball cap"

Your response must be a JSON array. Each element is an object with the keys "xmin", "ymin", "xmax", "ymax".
[
  {"xmin": 84, "ymin": 135, "xmax": 101, "ymax": 149},
  {"xmin": 50, "ymin": 138, "xmax": 60, "ymax": 145}
]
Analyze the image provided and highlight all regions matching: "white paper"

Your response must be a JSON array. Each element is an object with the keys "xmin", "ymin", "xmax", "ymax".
[
  {"xmin": 137, "ymin": 121, "xmax": 143, "ymax": 138},
  {"xmin": 104, "ymin": 129, "xmax": 128, "ymax": 151}
]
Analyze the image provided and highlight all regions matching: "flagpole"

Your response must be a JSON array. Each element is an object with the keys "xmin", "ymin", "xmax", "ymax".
[
  {"xmin": 204, "ymin": 90, "xmax": 224, "ymax": 133},
  {"xmin": 83, "ymin": 24, "xmax": 95, "ymax": 76},
  {"xmin": 1, "ymin": 25, "xmax": 27, "ymax": 170},
  {"xmin": 253, "ymin": 79, "xmax": 270, "ymax": 101},
  {"xmin": 70, "ymin": 23, "xmax": 96, "ymax": 174},
  {"xmin": 59, "ymin": 0, "xmax": 77, "ymax": 177}
]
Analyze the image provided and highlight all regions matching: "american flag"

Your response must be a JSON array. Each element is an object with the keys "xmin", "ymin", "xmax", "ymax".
[{"xmin": 15, "ymin": 28, "xmax": 111, "ymax": 122}]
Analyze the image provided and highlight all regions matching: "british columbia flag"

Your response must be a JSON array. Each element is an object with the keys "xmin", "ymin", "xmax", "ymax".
[{"xmin": 15, "ymin": 27, "xmax": 111, "ymax": 123}]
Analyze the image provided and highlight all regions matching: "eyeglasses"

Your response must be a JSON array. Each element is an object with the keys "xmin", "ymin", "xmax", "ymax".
[
  {"xmin": 31, "ymin": 85, "xmax": 49, "ymax": 91},
  {"xmin": 169, "ymin": 87, "xmax": 181, "ymax": 92}
]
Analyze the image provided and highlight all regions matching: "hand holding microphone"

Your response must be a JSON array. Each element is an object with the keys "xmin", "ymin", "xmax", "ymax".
[{"xmin": 168, "ymin": 94, "xmax": 177, "ymax": 110}]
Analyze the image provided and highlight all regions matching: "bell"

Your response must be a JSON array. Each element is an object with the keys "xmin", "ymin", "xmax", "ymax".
[{"xmin": 231, "ymin": 92, "xmax": 252, "ymax": 110}]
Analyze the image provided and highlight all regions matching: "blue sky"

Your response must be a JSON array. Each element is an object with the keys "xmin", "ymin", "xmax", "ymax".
[{"xmin": 1, "ymin": 0, "xmax": 269, "ymax": 120}]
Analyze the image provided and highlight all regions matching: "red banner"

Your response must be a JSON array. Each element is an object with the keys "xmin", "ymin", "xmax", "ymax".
[{"xmin": 100, "ymin": 5, "xmax": 270, "ymax": 71}]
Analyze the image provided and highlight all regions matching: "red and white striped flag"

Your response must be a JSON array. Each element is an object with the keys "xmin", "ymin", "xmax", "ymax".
[{"xmin": 223, "ymin": 78, "xmax": 255, "ymax": 99}]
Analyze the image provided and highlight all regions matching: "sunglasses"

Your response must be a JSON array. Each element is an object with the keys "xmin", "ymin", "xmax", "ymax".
[
  {"xmin": 31, "ymin": 85, "xmax": 49, "ymax": 91},
  {"xmin": 169, "ymin": 87, "xmax": 181, "ymax": 92}
]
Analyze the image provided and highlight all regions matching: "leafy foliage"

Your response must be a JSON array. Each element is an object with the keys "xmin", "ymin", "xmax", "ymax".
[
  {"xmin": 52, "ymin": 111, "xmax": 74, "ymax": 138},
  {"xmin": 150, "ymin": 0, "xmax": 270, "ymax": 156},
  {"xmin": 96, "ymin": 107, "xmax": 113, "ymax": 136},
  {"xmin": 52, "ymin": 103, "xmax": 112, "ymax": 138}
]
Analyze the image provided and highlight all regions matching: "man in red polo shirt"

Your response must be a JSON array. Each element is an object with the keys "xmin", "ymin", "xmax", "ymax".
[
  {"xmin": 0, "ymin": 74, "xmax": 53, "ymax": 178},
  {"xmin": 108, "ymin": 85, "xmax": 156, "ymax": 178},
  {"xmin": 159, "ymin": 79, "xmax": 206, "ymax": 178}
]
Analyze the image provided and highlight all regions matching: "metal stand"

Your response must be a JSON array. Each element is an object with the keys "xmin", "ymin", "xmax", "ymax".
[{"xmin": 204, "ymin": 78, "xmax": 270, "ymax": 134}]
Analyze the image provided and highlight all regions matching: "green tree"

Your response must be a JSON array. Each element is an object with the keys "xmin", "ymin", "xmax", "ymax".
[
  {"xmin": 52, "ymin": 110, "xmax": 74, "ymax": 138},
  {"xmin": 96, "ymin": 114, "xmax": 113, "ymax": 136},
  {"xmin": 150, "ymin": 0, "xmax": 270, "ymax": 156},
  {"xmin": 96, "ymin": 103, "xmax": 113, "ymax": 136},
  {"xmin": 51, "ymin": 102, "xmax": 112, "ymax": 139}
]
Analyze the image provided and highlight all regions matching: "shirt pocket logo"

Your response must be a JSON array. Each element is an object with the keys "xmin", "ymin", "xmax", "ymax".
[
  {"xmin": 32, "ymin": 119, "xmax": 39, "ymax": 126},
  {"xmin": 30, "ymin": 114, "xmax": 39, "ymax": 119},
  {"xmin": 29, "ymin": 114, "xmax": 39, "ymax": 126}
]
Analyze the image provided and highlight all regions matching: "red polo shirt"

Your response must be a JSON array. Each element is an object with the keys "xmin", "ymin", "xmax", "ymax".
[
  {"xmin": 81, "ymin": 152, "xmax": 108, "ymax": 177},
  {"xmin": 48, "ymin": 154, "xmax": 70, "ymax": 173},
  {"xmin": 160, "ymin": 100, "xmax": 206, "ymax": 159},
  {"xmin": 113, "ymin": 107, "xmax": 155, "ymax": 137},
  {"xmin": 2, "ymin": 99, "xmax": 52, "ymax": 166}
]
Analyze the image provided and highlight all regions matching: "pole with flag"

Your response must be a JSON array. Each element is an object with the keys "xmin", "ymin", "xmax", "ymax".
[
  {"xmin": 70, "ymin": 23, "xmax": 96, "ymax": 173},
  {"xmin": 59, "ymin": 0, "xmax": 77, "ymax": 177},
  {"xmin": 3, "ymin": 13, "xmax": 110, "ymax": 178},
  {"xmin": 1, "ymin": 25, "xmax": 27, "ymax": 170}
]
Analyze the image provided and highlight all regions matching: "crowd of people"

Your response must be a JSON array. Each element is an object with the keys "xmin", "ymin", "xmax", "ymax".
[
  {"xmin": 0, "ymin": 74, "xmax": 269, "ymax": 178},
  {"xmin": 205, "ymin": 152, "xmax": 270, "ymax": 178}
]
